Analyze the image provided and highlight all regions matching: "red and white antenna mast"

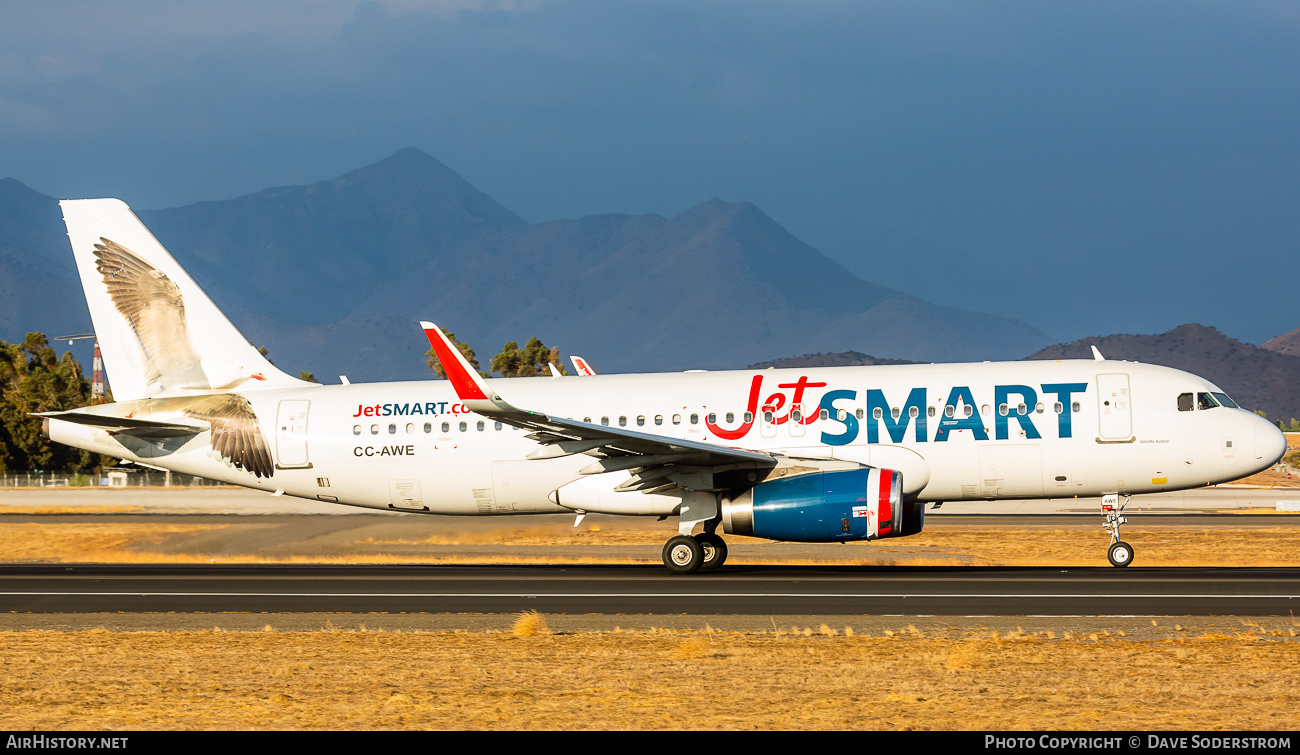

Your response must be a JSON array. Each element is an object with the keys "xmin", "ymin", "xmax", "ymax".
[
  {"xmin": 52, "ymin": 333, "xmax": 106, "ymax": 403},
  {"xmin": 91, "ymin": 341, "xmax": 105, "ymax": 403}
]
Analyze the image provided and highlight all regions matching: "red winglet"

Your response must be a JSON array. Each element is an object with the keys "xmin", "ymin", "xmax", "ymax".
[{"xmin": 421, "ymin": 321, "xmax": 490, "ymax": 401}]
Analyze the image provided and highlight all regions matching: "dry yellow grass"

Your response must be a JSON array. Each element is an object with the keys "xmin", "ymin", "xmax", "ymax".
[
  {"xmin": 0, "ymin": 523, "xmax": 232, "ymax": 562},
  {"xmin": 0, "ymin": 505, "xmax": 148, "ymax": 515},
  {"xmin": 1, "ymin": 624, "xmax": 1297, "ymax": 730},
  {"xmin": 511, "ymin": 611, "xmax": 551, "ymax": 638},
  {"xmin": 1234, "ymin": 469, "xmax": 1300, "ymax": 488}
]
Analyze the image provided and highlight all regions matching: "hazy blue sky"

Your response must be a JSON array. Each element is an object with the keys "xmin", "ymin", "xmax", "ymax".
[{"xmin": 3, "ymin": 1, "xmax": 1296, "ymax": 345}]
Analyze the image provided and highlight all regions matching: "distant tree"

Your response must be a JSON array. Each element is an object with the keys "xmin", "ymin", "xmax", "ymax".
[
  {"xmin": 492, "ymin": 338, "xmax": 568, "ymax": 378},
  {"xmin": 299, "ymin": 370, "xmax": 318, "ymax": 383},
  {"xmin": 0, "ymin": 333, "xmax": 108, "ymax": 473},
  {"xmin": 258, "ymin": 346, "xmax": 274, "ymax": 365},
  {"xmin": 425, "ymin": 329, "xmax": 486, "ymax": 379}
]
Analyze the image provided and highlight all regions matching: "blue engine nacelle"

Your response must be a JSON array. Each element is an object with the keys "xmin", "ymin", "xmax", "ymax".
[{"xmin": 720, "ymin": 467, "xmax": 923, "ymax": 543}]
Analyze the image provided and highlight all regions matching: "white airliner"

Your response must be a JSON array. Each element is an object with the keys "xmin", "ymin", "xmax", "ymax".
[{"xmin": 41, "ymin": 199, "xmax": 1287, "ymax": 572}]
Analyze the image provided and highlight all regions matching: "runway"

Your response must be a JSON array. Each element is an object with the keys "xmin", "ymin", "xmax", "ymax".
[{"xmin": 2, "ymin": 563, "xmax": 1297, "ymax": 616}]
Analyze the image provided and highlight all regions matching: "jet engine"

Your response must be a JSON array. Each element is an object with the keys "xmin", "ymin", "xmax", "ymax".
[{"xmin": 720, "ymin": 467, "xmax": 923, "ymax": 543}]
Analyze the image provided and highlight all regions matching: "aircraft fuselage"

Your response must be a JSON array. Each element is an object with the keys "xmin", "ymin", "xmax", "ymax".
[{"xmin": 48, "ymin": 358, "xmax": 1281, "ymax": 514}]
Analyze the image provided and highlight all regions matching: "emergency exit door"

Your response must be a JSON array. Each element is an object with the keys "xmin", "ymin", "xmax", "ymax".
[
  {"xmin": 1096, "ymin": 373, "xmax": 1133, "ymax": 441},
  {"xmin": 275, "ymin": 400, "xmax": 312, "ymax": 469}
]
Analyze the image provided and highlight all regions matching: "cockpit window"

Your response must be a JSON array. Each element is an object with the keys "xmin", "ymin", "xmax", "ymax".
[
  {"xmin": 1197, "ymin": 392, "xmax": 1220, "ymax": 410},
  {"xmin": 1177, "ymin": 393, "xmax": 1193, "ymax": 412},
  {"xmin": 1211, "ymin": 392, "xmax": 1239, "ymax": 409}
]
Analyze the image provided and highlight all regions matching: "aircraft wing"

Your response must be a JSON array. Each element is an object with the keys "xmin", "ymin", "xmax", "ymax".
[{"xmin": 421, "ymin": 322, "xmax": 775, "ymax": 487}]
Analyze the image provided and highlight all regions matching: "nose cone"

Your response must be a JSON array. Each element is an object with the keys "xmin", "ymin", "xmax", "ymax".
[{"xmin": 1254, "ymin": 416, "xmax": 1287, "ymax": 467}]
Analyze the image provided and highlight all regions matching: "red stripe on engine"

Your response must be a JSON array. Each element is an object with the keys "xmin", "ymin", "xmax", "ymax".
[{"xmin": 877, "ymin": 469, "xmax": 893, "ymax": 536}]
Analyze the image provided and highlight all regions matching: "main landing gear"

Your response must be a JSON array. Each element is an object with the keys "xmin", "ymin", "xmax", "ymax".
[
  {"xmin": 1101, "ymin": 493, "xmax": 1134, "ymax": 568},
  {"xmin": 662, "ymin": 532, "xmax": 728, "ymax": 574},
  {"xmin": 661, "ymin": 495, "xmax": 727, "ymax": 574}
]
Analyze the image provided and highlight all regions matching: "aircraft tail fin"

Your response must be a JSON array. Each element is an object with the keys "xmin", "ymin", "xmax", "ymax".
[{"xmin": 60, "ymin": 198, "xmax": 306, "ymax": 401}]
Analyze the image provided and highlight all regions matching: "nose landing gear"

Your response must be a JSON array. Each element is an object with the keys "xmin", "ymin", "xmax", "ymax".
[{"xmin": 1101, "ymin": 493, "xmax": 1134, "ymax": 567}]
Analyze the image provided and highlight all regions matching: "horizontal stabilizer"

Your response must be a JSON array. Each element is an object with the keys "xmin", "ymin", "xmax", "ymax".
[{"xmin": 35, "ymin": 409, "xmax": 205, "ymax": 436}]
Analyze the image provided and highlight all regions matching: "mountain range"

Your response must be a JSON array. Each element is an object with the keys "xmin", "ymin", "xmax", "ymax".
[
  {"xmin": 1026, "ymin": 324, "xmax": 1300, "ymax": 424},
  {"xmin": 1, "ymin": 148, "xmax": 1052, "ymax": 381},
  {"xmin": 1263, "ymin": 327, "xmax": 1300, "ymax": 358},
  {"xmin": 752, "ymin": 323, "xmax": 1300, "ymax": 423}
]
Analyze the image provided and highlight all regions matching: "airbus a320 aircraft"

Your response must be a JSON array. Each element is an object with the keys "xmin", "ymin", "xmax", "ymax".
[{"xmin": 42, "ymin": 199, "xmax": 1287, "ymax": 573}]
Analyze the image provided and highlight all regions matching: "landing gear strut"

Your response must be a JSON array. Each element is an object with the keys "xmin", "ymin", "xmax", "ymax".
[{"xmin": 1101, "ymin": 493, "xmax": 1134, "ymax": 567}]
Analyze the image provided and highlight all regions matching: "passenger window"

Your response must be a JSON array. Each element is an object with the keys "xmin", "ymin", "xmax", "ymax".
[
  {"xmin": 424, "ymin": 423, "xmax": 432, "ymax": 433},
  {"xmin": 353, "ymin": 425, "xmax": 361, "ymax": 436},
  {"xmin": 726, "ymin": 412, "xmax": 735, "ymax": 423},
  {"xmin": 981, "ymin": 405, "xmax": 990, "ymax": 416},
  {"xmin": 945, "ymin": 405, "xmax": 955, "ymax": 419},
  {"xmin": 619, "ymin": 416, "xmax": 627, "ymax": 427},
  {"xmin": 583, "ymin": 417, "xmax": 592, "ymax": 424},
  {"xmin": 673, "ymin": 414, "xmax": 682, "ymax": 425},
  {"xmin": 963, "ymin": 405, "xmax": 973, "ymax": 418},
  {"xmin": 1035, "ymin": 403, "xmax": 1044, "ymax": 414},
  {"xmin": 370, "ymin": 424, "xmax": 379, "ymax": 435},
  {"xmin": 441, "ymin": 422, "xmax": 450, "ymax": 433},
  {"xmin": 655, "ymin": 415, "xmax": 663, "ymax": 425},
  {"xmin": 1071, "ymin": 401, "xmax": 1081, "ymax": 413},
  {"xmin": 856, "ymin": 409, "xmax": 864, "ymax": 420},
  {"xmin": 601, "ymin": 417, "xmax": 609, "ymax": 426},
  {"xmin": 909, "ymin": 406, "xmax": 919, "ymax": 419},
  {"xmin": 873, "ymin": 407, "xmax": 883, "ymax": 420},
  {"xmin": 998, "ymin": 403, "xmax": 1009, "ymax": 417},
  {"xmin": 406, "ymin": 423, "xmax": 414, "ymax": 434},
  {"xmin": 495, "ymin": 421, "xmax": 502, "ymax": 431},
  {"xmin": 458, "ymin": 422, "xmax": 467, "ymax": 432},
  {"xmin": 690, "ymin": 414, "xmax": 699, "ymax": 425},
  {"xmin": 819, "ymin": 409, "xmax": 828, "ymax": 420},
  {"xmin": 891, "ymin": 407, "xmax": 901, "ymax": 420},
  {"xmin": 637, "ymin": 416, "xmax": 645, "ymax": 426},
  {"xmin": 388, "ymin": 424, "xmax": 397, "ymax": 434},
  {"xmin": 477, "ymin": 421, "xmax": 485, "ymax": 431},
  {"xmin": 927, "ymin": 406, "xmax": 936, "ymax": 418},
  {"xmin": 707, "ymin": 413, "xmax": 716, "ymax": 424},
  {"xmin": 763, "ymin": 410, "xmax": 774, "ymax": 423},
  {"xmin": 791, "ymin": 410, "xmax": 802, "ymax": 422},
  {"xmin": 1053, "ymin": 402, "xmax": 1063, "ymax": 414},
  {"xmin": 837, "ymin": 409, "xmax": 847, "ymax": 421},
  {"xmin": 1017, "ymin": 403, "xmax": 1027, "ymax": 416},
  {"xmin": 743, "ymin": 412, "xmax": 753, "ymax": 423}
]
